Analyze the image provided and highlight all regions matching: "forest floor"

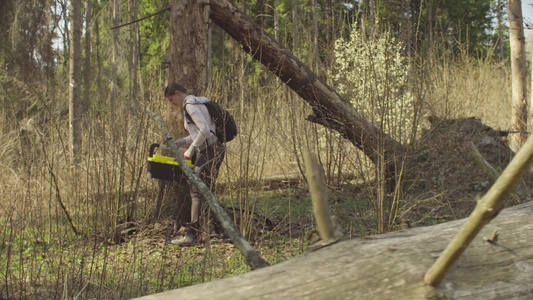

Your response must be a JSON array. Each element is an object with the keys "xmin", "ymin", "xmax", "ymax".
[
  {"xmin": 111, "ymin": 116, "xmax": 530, "ymax": 297},
  {"xmin": 6, "ymin": 117, "xmax": 531, "ymax": 299}
]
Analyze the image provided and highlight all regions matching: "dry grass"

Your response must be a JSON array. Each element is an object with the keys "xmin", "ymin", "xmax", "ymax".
[{"xmin": 424, "ymin": 55, "xmax": 512, "ymax": 130}]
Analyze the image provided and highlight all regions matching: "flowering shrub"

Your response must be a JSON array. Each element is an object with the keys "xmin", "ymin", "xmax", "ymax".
[{"xmin": 332, "ymin": 25, "xmax": 417, "ymax": 144}]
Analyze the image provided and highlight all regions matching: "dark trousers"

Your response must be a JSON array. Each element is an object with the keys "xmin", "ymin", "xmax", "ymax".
[{"xmin": 190, "ymin": 141, "xmax": 225, "ymax": 226}]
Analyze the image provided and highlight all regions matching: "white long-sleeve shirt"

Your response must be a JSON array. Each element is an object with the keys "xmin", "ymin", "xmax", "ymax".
[{"xmin": 176, "ymin": 95, "xmax": 217, "ymax": 154}]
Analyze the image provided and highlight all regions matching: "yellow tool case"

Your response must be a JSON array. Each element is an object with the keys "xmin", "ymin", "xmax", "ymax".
[{"xmin": 147, "ymin": 143, "xmax": 194, "ymax": 182}]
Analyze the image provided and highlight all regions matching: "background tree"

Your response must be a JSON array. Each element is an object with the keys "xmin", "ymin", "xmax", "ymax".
[
  {"xmin": 111, "ymin": 0, "xmax": 120, "ymax": 125},
  {"xmin": 82, "ymin": 0, "xmax": 92, "ymax": 114},
  {"xmin": 69, "ymin": 0, "xmax": 82, "ymax": 161},
  {"xmin": 132, "ymin": 0, "xmax": 140, "ymax": 110},
  {"xmin": 507, "ymin": 0, "xmax": 528, "ymax": 152}
]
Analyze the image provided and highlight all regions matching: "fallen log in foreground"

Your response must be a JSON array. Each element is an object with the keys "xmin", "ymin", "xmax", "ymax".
[{"xmin": 136, "ymin": 201, "xmax": 533, "ymax": 299}]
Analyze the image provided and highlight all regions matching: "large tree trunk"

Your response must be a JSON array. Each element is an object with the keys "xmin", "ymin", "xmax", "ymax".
[
  {"xmin": 208, "ymin": 0, "xmax": 404, "ymax": 183},
  {"xmin": 507, "ymin": 0, "xmax": 528, "ymax": 152},
  {"xmin": 136, "ymin": 201, "xmax": 533, "ymax": 299},
  {"xmin": 169, "ymin": 0, "xmax": 208, "ymax": 95},
  {"xmin": 162, "ymin": 0, "xmax": 210, "ymax": 226}
]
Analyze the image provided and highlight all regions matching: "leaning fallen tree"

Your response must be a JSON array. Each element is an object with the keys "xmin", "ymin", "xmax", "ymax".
[
  {"xmin": 208, "ymin": 0, "xmax": 405, "ymax": 181},
  {"xmin": 135, "ymin": 200, "xmax": 533, "ymax": 300}
]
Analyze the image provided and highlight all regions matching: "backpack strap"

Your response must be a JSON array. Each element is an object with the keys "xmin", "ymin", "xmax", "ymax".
[
  {"xmin": 184, "ymin": 103, "xmax": 194, "ymax": 124},
  {"xmin": 184, "ymin": 103, "xmax": 216, "ymax": 137}
]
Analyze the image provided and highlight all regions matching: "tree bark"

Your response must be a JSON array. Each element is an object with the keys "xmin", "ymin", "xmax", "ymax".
[
  {"xmin": 426, "ymin": 0, "xmax": 432, "ymax": 54},
  {"xmin": 507, "ymin": 0, "xmax": 528, "ymax": 152},
  {"xmin": 61, "ymin": 0, "xmax": 70, "ymax": 75},
  {"xmin": 164, "ymin": 0, "xmax": 210, "ymax": 226},
  {"xmin": 497, "ymin": 0, "xmax": 504, "ymax": 65},
  {"xmin": 292, "ymin": 0, "xmax": 298, "ymax": 52},
  {"xmin": 135, "ymin": 200, "xmax": 533, "ymax": 300},
  {"xmin": 132, "ymin": 0, "xmax": 139, "ymax": 110},
  {"xmin": 95, "ymin": 0, "xmax": 102, "ymax": 110},
  {"xmin": 111, "ymin": 0, "xmax": 119, "ymax": 125},
  {"xmin": 69, "ymin": 0, "xmax": 82, "ymax": 162},
  {"xmin": 82, "ymin": 0, "xmax": 91, "ymax": 114},
  {"xmin": 169, "ymin": 0, "xmax": 208, "ymax": 94},
  {"xmin": 312, "ymin": 0, "xmax": 319, "ymax": 73},
  {"xmin": 239, "ymin": 0, "xmax": 249, "ymax": 117},
  {"xmin": 208, "ymin": 0, "xmax": 404, "ymax": 183}
]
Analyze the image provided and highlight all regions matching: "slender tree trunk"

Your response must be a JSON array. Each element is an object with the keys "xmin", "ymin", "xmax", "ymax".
[
  {"xmin": 312, "ymin": 0, "xmax": 319, "ymax": 73},
  {"xmin": 497, "ymin": 0, "xmax": 505, "ymax": 78},
  {"xmin": 128, "ymin": 1, "xmax": 132, "ymax": 110},
  {"xmin": 497, "ymin": 0, "xmax": 504, "ymax": 64},
  {"xmin": 111, "ymin": 0, "xmax": 119, "ymax": 124},
  {"xmin": 221, "ymin": 27, "xmax": 225, "ymax": 99},
  {"xmin": 95, "ymin": 0, "xmax": 102, "ymax": 106},
  {"xmin": 126, "ymin": 0, "xmax": 136, "ymax": 111},
  {"xmin": 274, "ymin": 1, "xmax": 279, "ymax": 40},
  {"xmin": 401, "ymin": 0, "xmax": 412, "ymax": 57},
  {"xmin": 427, "ymin": 0, "xmax": 432, "ymax": 54},
  {"xmin": 507, "ymin": 0, "xmax": 528, "ymax": 152},
  {"xmin": 69, "ymin": 0, "xmax": 82, "ymax": 162},
  {"xmin": 83, "ymin": 0, "xmax": 92, "ymax": 114},
  {"xmin": 368, "ymin": 0, "xmax": 375, "ymax": 33},
  {"xmin": 360, "ymin": 0, "xmax": 366, "ymax": 36},
  {"xmin": 62, "ymin": 0, "xmax": 70, "ymax": 75},
  {"xmin": 44, "ymin": 1, "xmax": 56, "ymax": 85},
  {"xmin": 132, "ymin": 0, "xmax": 139, "ymax": 110},
  {"xmin": 292, "ymin": 0, "xmax": 298, "ymax": 52},
  {"xmin": 207, "ymin": 19, "xmax": 212, "ymax": 84},
  {"xmin": 239, "ymin": 0, "xmax": 249, "ymax": 117}
]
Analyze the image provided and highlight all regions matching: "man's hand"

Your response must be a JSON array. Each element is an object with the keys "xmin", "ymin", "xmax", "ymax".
[
  {"xmin": 183, "ymin": 150, "xmax": 193, "ymax": 160},
  {"xmin": 184, "ymin": 145, "xmax": 197, "ymax": 160}
]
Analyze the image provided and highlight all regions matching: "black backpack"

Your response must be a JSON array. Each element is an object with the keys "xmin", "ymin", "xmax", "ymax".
[{"xmin": 184, "ymin": 101, "xmax": 238, "ymax": 143}]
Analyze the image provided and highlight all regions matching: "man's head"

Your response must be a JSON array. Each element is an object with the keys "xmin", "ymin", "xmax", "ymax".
[
  {"xmin": 164, "ymin": 82, "xmax": 187, "ymax": 97},
  {"xmin": 165, "ymin": 82, "xmax": 188, "ymax": 107}
]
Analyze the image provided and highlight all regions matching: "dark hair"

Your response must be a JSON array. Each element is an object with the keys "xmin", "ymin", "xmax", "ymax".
[{"xmin": 164, "ymin": 82, "xmax": 188, "ymax": 97}]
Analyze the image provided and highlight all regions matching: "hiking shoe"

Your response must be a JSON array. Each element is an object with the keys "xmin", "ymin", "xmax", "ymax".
[{"xmin": 171, "ymin": 234, "xmax": 198, "ymax": 246}]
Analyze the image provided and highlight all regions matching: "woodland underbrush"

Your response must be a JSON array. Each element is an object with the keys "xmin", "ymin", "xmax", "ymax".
[{"xmin": 0, "ymin": 54, "xmax": 519, "ymax": 298}]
